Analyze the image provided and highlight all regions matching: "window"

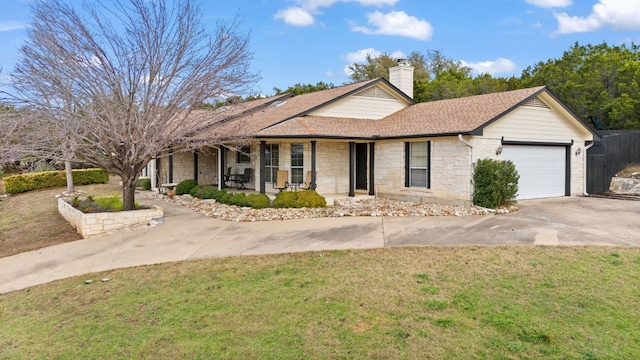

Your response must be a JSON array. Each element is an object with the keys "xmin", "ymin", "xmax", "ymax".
[
  {"xmin": 291, "ymin": 143, "xmax": 304, "ymax": 184},
  {"xmin": 405, "ymin": 141, "xmax": 430, "ymax": 188},
  {"xmin": 265, "ymin": 144, "xmax": 279, "ymax": 183},
  {"xmin": 237, "ymin": 146, "xmax": 250, "ymax": 163}
]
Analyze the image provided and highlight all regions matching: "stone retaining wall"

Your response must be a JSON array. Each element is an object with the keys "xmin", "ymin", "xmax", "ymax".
[
  {"xmin": 58, "ymin": 198, "xmax": 164, "ymax": 238},
  {"xmin": 609, "ymin": 177, "xmax": 640, "ymax": 195}
]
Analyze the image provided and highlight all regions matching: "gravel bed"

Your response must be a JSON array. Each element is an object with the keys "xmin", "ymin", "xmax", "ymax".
[{"xmin": 152, "ymin": 194, "xmax": 507, "ymax": 222}]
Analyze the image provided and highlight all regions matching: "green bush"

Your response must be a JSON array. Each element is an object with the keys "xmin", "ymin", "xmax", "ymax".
[
  {"xmin": 295, "ymin": 190, "xmax": 327, "ymax": 208},
  {"xmin": 473, "ymin": 158, "xmax": 519, "ymax": 208},
  {"xmin": 175, "ymin": 179, "xmax": 198, "ymax": 195},
  {"xmin": 3, "ymin": 168, "xmax": 109, "ymax": 194},
  {"xmin": 273, "ymin": 190, "xmax": 327, "ymax": 208},
  {"xmin": 246, "ymin": 194, "xmax": 271, "ymax": 209},
  {"xmin": 136, "ymin": 178, "xmax": 151, "ymax": 191},
  {"xmin": 231, "ymin": 193, "xmax": 249, "ymax": 207},
  {"xmin": 190, "ymin": 186, "xmax": 225, "ymax": 200},
  {"xmin": 273, "ymin": 191, "xmax": 298, "ymax": 208}
]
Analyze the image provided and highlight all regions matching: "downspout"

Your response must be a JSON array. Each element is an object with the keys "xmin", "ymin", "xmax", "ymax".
[
  {"xmin": 458, "ymin": 134, "xmax": 474, "ymax": 206},
  {"xmin": 583, "ymin": 142, "xmax": 595, "ymax": 196}
]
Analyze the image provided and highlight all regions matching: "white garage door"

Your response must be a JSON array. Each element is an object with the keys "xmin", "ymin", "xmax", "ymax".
[{"xmin": 501, "ymin": 145, "xmax": 566, "ymax": 200}]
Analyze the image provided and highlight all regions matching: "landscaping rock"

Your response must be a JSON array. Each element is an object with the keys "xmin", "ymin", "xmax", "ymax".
[{"xmin": 157, "ymin": 194, "xmax": 491, "ymax": 222}]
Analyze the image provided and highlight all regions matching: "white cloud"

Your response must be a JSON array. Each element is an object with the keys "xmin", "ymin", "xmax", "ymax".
[
  {"xmin": 554, "ymin": 0, "xmax": 640, "ymax": 33},
  {"xmin": 325, "ymin": 70, "xmax": 335, "ymax": 77},
  {"xmin": 461, "ymin": 58, "xmax": 517, "ymax": 75},
  {"xmin": 302, "ymin": 0, "xmax": 398, "ymax": 9},
  {"xmin": 344, "ymin": 47, "xmax": 381, "ymax": 62},
  {"xmin": 351, "ymin": 11, "xmax": 433, "ymax": 41},
  {"xmin": 0, "ymin": 21, "xmax": 29, "ymax": 32},
  {"xmin": 525, "ymin": 0, "xmax": 571, "ymax": 8},
  {"xmin": 274, "ymin": 7, "xmax": 315, "ymax": 26},
  {"xmin": 274, "ymin": 0, "xmax": 399, "ymax": 26}
]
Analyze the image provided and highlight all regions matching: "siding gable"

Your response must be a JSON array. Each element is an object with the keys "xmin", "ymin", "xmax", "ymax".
[
  {"xmin": 483, "ymin": 98, "xmax": 591, "ymax": 142},
  {"xmin": 309, "ymin": 84, "xmax": 410, "ymax": 120}
]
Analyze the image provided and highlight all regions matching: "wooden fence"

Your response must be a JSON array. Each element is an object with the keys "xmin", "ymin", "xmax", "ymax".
[{"xmin": 587, "ymin": 130, "xmax": 640, "ymax": 194}]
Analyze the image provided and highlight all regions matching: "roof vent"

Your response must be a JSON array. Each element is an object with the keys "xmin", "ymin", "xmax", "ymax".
[{"xmin": 269, "ymin": 100, "xmax": 286, "ymax": 107}]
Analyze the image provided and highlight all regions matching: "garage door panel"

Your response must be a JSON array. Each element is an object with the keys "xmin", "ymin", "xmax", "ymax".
[{"xmin": 501, "ymin": 145, "xmax": 566, "ymax": 200}]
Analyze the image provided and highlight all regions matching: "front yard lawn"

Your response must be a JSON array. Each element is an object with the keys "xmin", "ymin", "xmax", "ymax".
[{"xmin": 1, "ymin": 246, "xmax": 639, "ymax": 359}]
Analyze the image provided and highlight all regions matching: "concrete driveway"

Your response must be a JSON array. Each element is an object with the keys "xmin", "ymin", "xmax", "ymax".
[
  {"xmin": 384, "ymin": 196, "xmax": 640, "ymax": 247},
  {"xmin": 1, "ymin": 196, "xmax": 639, "ymax": 293}
]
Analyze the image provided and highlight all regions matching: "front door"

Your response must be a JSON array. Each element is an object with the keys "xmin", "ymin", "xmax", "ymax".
[{"xmin": 356, "ymin": 143, "xmax": 367, "ymax": 190}]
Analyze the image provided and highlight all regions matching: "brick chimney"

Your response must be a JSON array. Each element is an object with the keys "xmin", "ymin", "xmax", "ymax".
[{"xmin": 389, "ymin": 59, "xmax": 414, "ymax": 99}]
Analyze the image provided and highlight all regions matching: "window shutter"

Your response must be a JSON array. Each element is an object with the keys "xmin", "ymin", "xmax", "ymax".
[{"xmin": 404, "ymin": 142, "xmax": 410, "ymax": 188}]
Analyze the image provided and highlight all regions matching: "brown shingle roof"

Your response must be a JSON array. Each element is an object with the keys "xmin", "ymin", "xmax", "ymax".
[
  {"xmin": 257, "ymin": 116, "xmax": 384, "ymax": 138},
  {"xmin": 192, "ymin": 83, "xmax": 551, "ymax": 141},
  {"xmin": 257, "ymin": 86, "xmax": 547, "ymax": 139},
  {"xmin": 196, "ymin": 79, "xmax": 382, "ymax": 139},
  {"xmin": 377, "ymin": 86, "xmax": 546, "ymax": 137}
]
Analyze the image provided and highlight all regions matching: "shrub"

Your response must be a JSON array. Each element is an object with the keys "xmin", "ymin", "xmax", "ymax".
[
  {"xmin": 273, "ymin": 191, "xmax": 298, "ymax": 208},
  {"xmin": 230, "ymin": 193, "xmax": 249, "ymax": 207},
  {"xmin": 175, "ymin": 179, "xmax": 198, "ymax": 195},
  {"xmin": 295, "ymin": 190, "xmax": 326, "ymax": 208},
  {"xmin": 190, "ymin": 186, "xmax": 225, "ymax": 200},
  {"xmin": 246, "ymin": 194, "xmax": 271, "ymax": 209},
  {"xmin": 273, "ymin": 190, "xmax": 327, "ymax": 208},
  {"xmin": 136, "ymin": 178, "xmax": 151, "ymax": 191},
  {"xmin": 473, "ymin": 158, "xmax": 519, "ymax": 208},
  {"xmin": 3, "ymin": 168, "xmax": 109, "ymax": 194}
]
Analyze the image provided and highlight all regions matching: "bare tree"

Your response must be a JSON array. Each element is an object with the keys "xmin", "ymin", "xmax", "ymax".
[{"xmin": 7, "ymin": 0, "xmax": 257, "ymax": 209}]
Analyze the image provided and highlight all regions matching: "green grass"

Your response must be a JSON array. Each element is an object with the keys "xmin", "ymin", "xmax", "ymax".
[{"xmin": 1, "ymin": 247, "xmax": 640, "ymax": 359}]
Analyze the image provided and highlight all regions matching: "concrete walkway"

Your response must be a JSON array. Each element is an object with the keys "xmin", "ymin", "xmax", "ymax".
[{"xmin": 1, "ymin": 196, "xmax": 639, "ymax": 294}]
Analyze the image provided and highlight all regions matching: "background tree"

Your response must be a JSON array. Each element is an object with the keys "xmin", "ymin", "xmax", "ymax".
[
  {"xmin": 521, "ymin": 42, "xmax": 640, "ymax": 129},
  {"xmin": 273, "ymin": 81, "xmax": 335, "ymax": 95},
  {"xmin": 347, "ymin": 51, "xmax": 431, "ymax": 82},
  {"xmin": 7, "ymin": 0, "xmax": 257, "ymax": 209}
]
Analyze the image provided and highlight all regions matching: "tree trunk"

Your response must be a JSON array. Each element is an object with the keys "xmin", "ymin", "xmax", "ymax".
[
  {"xmin": 65, "ymin": 160, "xmax": 74, "ymax": 194},
  {"xmin": 122, "ymin": 174, "xmax": 138, "ymax": 211}
]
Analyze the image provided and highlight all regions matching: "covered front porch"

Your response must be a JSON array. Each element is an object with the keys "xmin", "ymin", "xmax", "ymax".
[{"xmin": 149, "ymin": 139, "xmax": 378, "ymax": 199}]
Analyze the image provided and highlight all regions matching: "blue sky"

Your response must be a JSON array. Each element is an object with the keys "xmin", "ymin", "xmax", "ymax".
[{"xmin": 1, "ymin": 0, "xmax": 639, "ymax": 96}]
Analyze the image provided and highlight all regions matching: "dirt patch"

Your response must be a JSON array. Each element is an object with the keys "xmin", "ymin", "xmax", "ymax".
[
  {"xmin": 616, "ymin": 163, "xmax": 640, "ymax": 178},
  {"xmin": 0, "ymin": 176, "xmax": 124, "ymax": 258}
]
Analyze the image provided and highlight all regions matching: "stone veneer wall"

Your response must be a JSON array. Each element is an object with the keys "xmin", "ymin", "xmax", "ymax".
[
  {"xmin": 375, "ymin": 137, "xmax": 474, "ymax": 205},
  {"xmin": 58, "ymin": 198, "xmax": 163, "ymax": 238}
]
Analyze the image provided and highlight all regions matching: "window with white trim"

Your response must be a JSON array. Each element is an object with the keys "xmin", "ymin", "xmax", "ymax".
[
  {"xmin": 291, "ymin": 143, "xmax": 304, "ymax": 185},
  {"xmin": 265, "ymin": 144, "xmax": 279, "ymax": 183},
  {"xmin": 406, "ymin": 141, "xmax": 430, "ymax": 188}
]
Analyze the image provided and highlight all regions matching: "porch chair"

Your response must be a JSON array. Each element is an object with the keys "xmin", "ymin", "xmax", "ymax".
[
  {"xmin": 224, "ymin": 167, "xmax": 232, "ymax": 187},
  {"xmin": 274, "ymin": 170, "xmax": 289, "ymax": 192},
  {"xmin": 298, "ymin": 171, "xmax": 316, "ymax": 190},
  {"xmin": 234, "ymin": 168, "xmax": 251, "ymax": 189}
]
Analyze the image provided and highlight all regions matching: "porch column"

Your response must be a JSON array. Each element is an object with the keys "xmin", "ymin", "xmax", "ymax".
[
  {"xmin": 369, "ymin": 142, "xmax": 375, "ymax": 196},
  {"xmin": 259, "ymin": 141, "xmax": 266, "ymax": 194},
  {"xmin": 153, "ymin": 157, "xmax": 160, "ymax": 189},
  {"xmin": 168, "ymin": 146, "xmax": 173, "ymax": 183},
  {"xmin": 349, "ymin": 142, "xmax": 355, "ymax": 197},
  {"xmin": 311, "ymin": 140, "xmax": 317, "ymax": 190},
  {"xmin": 193, "ymin": 150, "xmax": 198, "ymax": 182},
  {"xmin": 220, "ymin": 147, "xmax": 226, "ymax": 189}
]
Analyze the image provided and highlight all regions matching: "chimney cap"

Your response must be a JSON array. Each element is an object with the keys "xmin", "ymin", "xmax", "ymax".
[{"xmin": 396, "ymin": 58, "xmax": 410, "ymax": 67}]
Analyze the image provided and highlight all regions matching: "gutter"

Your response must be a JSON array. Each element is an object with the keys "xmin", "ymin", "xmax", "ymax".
[
  {"xmin": 583, "ymin": 142, "xmax": 595, "ymax": 196},
  {"xmin": 457, "ymin": 134, "xmax": 475, "ymax": 206}
]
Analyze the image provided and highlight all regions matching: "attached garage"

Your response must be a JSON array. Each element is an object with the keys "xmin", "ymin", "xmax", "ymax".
[{"xmin": 501, "ymin": 144, "xmax": 569, "ymax": 200}]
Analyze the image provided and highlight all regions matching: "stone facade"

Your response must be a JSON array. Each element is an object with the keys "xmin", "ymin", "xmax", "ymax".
[
  {"xmin": 151, "ymin": 133, "xmax": 587, "ymax": 203},
  {"xmin": 58, "ymin": 198, "xmax": 163, "ymax": 238},
  {"xmin": 375, "ymin": 137, "xmax": 474, "ymax": 205}
]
